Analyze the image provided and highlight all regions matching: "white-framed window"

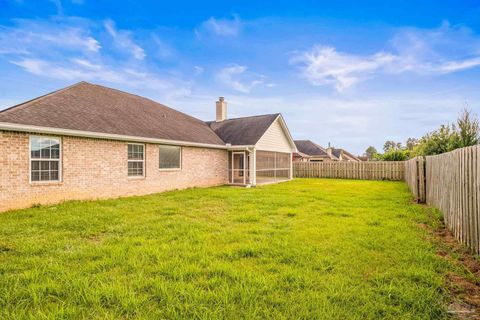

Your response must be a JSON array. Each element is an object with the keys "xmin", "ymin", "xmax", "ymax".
[
  {"xmin": 159, "ymin": 145, "xmax": 181, "ymax": 170},
  {"xmin": 127, "ymin": 143, "xmax": 144, "ymax": 177},
  {"xmin": 29, "ymin": 136, "xmax": 61, "ymax": 182}
]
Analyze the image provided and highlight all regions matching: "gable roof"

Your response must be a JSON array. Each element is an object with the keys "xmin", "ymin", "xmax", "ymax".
[
  {"xmin": 294, "ymin": 140, "xmax": 336, "ymax": 158},
  {"xmin": 331, "ymin": 148, "xmax": 343, "ymax": 159},
  {"xmin": 332, "ymin": 148, "xmax": 361, "ymax": 161},
  {"xmin": 207, "ymin": 114, "xmax": 279, "ymax": 146},
  {"xmin": 0, "ymin": 82, "xmax": 225, "ymax": 146},
  {"xmin": 293, "ymin": 151, "xmax": 311, "ymax": 158},
  {"xmin": 344, "ymin": 150, "xmax": 361, "ymax": 161}
]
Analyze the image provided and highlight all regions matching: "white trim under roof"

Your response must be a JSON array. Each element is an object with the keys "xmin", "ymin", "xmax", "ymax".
[
  {"xmin": 0, "ymin": 122, "xmax": 228, "ymax": 150},
  {"xmin": 227, "ymin": 145, "xmax": 256, "ymax": 151}
]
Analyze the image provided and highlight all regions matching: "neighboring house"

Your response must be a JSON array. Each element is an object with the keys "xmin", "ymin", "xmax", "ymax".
[
  {"xmin": 0, "ymin": 82, "xmax": 297, "ymax": 211},
  {"xmin": 292, "ymin": 150, "xmax": 311, "ymax": 162},
  {"xmin": 294, "ymin": 140, "xmax": 361, "ymax": 162},
  {"xmin": 294, "ymin": 140, "xmax": 338, "ymax": 162},
  {"xmin": 328, "ymin": 147, "xmax": 362, "ymax": 162}
]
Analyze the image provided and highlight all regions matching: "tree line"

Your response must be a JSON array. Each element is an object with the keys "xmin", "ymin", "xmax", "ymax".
[{"xmin": 365, "ymin": 109, "xmax": 480, "ymax": 161}]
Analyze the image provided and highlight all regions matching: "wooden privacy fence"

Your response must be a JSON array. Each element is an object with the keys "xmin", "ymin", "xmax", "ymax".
[
  {"xmin": 293, "ymin": 161, "xmax": 405, "ymax": 180},
  {"xmin": 426, "ymin": 146, "xmax": 480, "ymax": 253},
  {"xmin": 404, "ymin": 156, "xmax": 426, "ymax": 203}
]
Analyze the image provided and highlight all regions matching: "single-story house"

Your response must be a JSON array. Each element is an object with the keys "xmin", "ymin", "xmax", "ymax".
[
  {"xmin": 294, "ymin": 140, "xmax": 338, "ymax": 162},
  {"xmin": 0, "ymin": 82, "xmax": 297, "ymax": 212},
  {"xmin": 294, "ymin": 140, "xmax": 361, "ymax": 162},
  {"xmin": 329, "ymin": 147, "xmax": 361, "ymax": 162}
]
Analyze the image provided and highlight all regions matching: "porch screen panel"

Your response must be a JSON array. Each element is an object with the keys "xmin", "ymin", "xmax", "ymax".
[
  {"xmin": 227, "ymin": 151, "xmax": 232, "ymax": 183},
  {"xmin": 275, "ymin": 152, "xmax": 290, "ymax": 180},
  {"xmin": 256, "ymin": 151, "xmax": 291, "ymax": 184}
]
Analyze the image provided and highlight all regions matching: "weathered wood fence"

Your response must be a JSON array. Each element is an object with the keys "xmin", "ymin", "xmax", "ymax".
[
  {"xmin": 293, "ymin": 161, "xmax": 404, "ymax": 180},
  {"xmin": 404, "ymin": 156, "xmax": 426, "ymax": 203},
  {"xmin": 425, "ymin": 146, "xmax": 480, "ymax": 253}
]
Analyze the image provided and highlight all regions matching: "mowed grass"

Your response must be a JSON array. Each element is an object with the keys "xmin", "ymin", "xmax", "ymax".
[{"xmin": 0, "ymin": 179, "xmax": 458, "ymax": 319}]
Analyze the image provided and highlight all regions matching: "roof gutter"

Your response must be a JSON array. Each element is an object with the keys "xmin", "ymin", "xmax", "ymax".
[{"xmin": 0, "ymin": 122, "xmax": 228, "ymax": 150}]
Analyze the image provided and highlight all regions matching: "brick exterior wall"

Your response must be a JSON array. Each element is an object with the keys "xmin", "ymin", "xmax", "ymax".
[{"xmin": 0, "ymin": 131, "xmax": 228, "ymax": 212}]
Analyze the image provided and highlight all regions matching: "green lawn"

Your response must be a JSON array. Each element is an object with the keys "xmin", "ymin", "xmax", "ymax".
[{"xmin": 0, "ymin": 179, "xmax": 461, "ymax": 319}]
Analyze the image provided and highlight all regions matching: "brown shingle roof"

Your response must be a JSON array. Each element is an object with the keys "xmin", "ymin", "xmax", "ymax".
[
  {"xmin": 332, "ymin": 148, "xmax": 361, "ymax": 161},
  {"xmin": 207, "ymin": 114, "xmax": 279, "ymax": 145},
  {"xmin": 294, "ymin": 140, "xmax": 332, "ymax": 158},
  {"xmin": 0, "ymin": 82, "xmax": 225, "ymax": 146}
]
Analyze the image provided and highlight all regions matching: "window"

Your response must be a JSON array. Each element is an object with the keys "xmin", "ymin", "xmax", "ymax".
[
  {"xmin": 159, "ymin": 145, "xmax": 181, "ymax": 169},
  {"xmin": 128, "ymin": 144, "xmax": 144, "ymax": 177},
  {"xmin": 30, "ymin": 136, "xmax": 61, "ymax": 182}
]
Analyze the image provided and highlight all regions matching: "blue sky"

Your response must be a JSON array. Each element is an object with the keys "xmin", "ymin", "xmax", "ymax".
[{"xmin": 1, "ymin": 0, "xmax": 480, "ymax": 154}]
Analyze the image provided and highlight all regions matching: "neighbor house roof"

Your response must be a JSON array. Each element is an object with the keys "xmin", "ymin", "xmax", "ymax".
[
  {"xmin": 294, "ymin": 140, "xmax": 336, "ymax": 159},
  {"xmin": 207, "ymin": 114, "xmax": 280, "ymax": 146},
  {"xmin": 332, "ymin": 148, "xmax": 361, "ymax": 162},
  {"xmin": 293, "ymin": 151, "xmax": 311, "ymax": 158},
  {"xmin": 0, "ymin": 82, "xmax": 225, "ymax": 146}
]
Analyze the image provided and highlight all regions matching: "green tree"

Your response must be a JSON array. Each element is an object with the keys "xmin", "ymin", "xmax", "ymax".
[
  {"xmin": 412, "ymin": 125, "xmax": 455, "ymax": 156},
  {"xmin": 452, "ymin": 109, "xmax": 479, "ymax": 148},
  {"xmin": 381, "ymin": 149, "xmax": 409, "ymax": 161},
  {"xmin": 413, "ymin": 109, "xmax": 479, "ymax": 156},
  {"xmin": 405, "ymin": 138, "xmax": 418, "ymax": 151},
  {"xmin": 383, "ymin": 140, "xmax": 402, "ymax": 152},
  {"xmin": 364, "ymin": 146, "xmax": 378, "ymax": 160}
]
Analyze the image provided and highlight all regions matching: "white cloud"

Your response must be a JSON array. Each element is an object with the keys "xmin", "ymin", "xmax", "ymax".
[
  {"xmin": 194, "ymin": 66, "xmax": 204, "ymax": 75},
  {"xmin": 10, "ymin": 57, "xmax": 191, "ymax": 99},
  {"xmin": 104, "ymin": 19, "xmax": 146, "ymax": 60},
  {"xmin": 0, "ymin": 19, "xmax": 100, "ymax": 55},
  {"xmin": 0, "ymin": 17, "xmax": 193, "ymax": 100},
  {"xmin": 12, "ymin": 58, "xmax": 123, "ymax": 82},
  {"xmin": 151, "ymin": 35, "xmax": 173, "ymax": 59},
  {"xmin": 292, "ymin": 23, "xmax": 480, "ymax": 91},
  {"xmin": 291, "ymin": 46, "xmax": 395, "ymax": 91},
  {"xmin": 216, "ymin": 64, "xmax": 264, "ymax": 93},
  {"xmin": 199, "ymin": 15, "xmax": 241, "ymax": 37}
]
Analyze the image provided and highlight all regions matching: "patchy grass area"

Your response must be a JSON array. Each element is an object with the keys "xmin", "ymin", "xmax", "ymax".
[{"xmin": 0, "ymin": 179, "xmax": 467, "ymax": 319}]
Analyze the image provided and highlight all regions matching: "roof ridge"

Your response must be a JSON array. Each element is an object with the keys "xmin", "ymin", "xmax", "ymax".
[
  {"xmin": 83, "ymin": 82, "xmax": 216, "ymax": 128},
  {"xmin": 84, "ymin": 82, "xmax": 228, "ymax": 143},
  {"xmin": 0, "ymin": 82, "xmax": 88, "ymax": 114},
  {"xmin": 294, "ymin": 139, "xmax": 315, "ymax": 143},
  {"xmin": 211, "ymin": 113, "xmax": 280, "ymax": 122}
]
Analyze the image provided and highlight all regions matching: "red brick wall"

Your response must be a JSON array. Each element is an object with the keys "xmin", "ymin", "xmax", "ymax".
[{"xmin": 0, "ymin": 131, "xmax": 228, "ymax": 212}]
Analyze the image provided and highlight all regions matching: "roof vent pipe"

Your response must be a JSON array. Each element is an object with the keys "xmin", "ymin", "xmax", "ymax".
[{"xmin": 326, "ymin": 142, "xmax": 333, "ymax": 157}]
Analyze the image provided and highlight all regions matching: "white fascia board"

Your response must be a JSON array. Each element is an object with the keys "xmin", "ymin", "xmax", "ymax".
[{"xmin": 227, "ymin": 145, "xmax": 256, "ymax": 151}]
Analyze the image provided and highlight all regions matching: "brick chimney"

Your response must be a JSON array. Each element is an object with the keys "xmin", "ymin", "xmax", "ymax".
[{"xmin": 216, "ymin": 97, "xmax": 227, "ymax": 122}]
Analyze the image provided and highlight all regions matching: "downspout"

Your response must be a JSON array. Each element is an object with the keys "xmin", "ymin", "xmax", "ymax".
[{"xmin": 246, "ymin": 147, "xmax": 255, "ymax": 187}]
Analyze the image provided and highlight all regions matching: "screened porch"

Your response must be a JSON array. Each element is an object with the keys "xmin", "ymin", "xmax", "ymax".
[{"xmin": 227, "ymin": 150, "xmax": 292, "ymax": 186}]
